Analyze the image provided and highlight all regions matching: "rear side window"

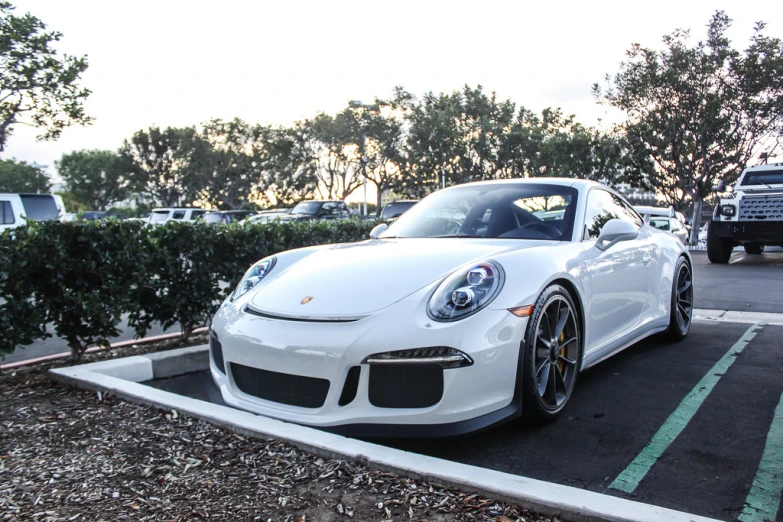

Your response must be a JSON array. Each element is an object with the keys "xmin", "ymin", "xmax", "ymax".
[
  {"xmin": 149, "ymin": 211, "xmax": 169, "ymax": 223},
  {"xmin": 20, "ymin": 195, "xmax": 59, "ymax": 221},
  {"xmin": 172, "ymin": 211, "xmax": 186, "ymax": 220},
  {"xmin": 1, "ymin": 200, "xmax": 15, "ymax": 224},
  {"xmin": 190, "ymin": 210, "xmax": 206, "ymax": 219}
]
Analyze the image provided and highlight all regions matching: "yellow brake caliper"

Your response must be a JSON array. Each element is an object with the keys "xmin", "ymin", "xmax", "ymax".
[{"xmin": 557, "ymin": 331, "xmax": 565, "ymax": 373}]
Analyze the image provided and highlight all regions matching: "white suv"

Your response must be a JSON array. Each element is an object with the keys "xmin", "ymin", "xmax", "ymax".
[
  {"xmin": 147, "ymin": 208, "xmax": 207, "ymax": 225},
  {"xmin": 0, "ymin": 193, "xmax": 67, "ymax": 232},
  {"xmin": 707, "ymin": 163, "xmax": 783, "ymax": 262}
]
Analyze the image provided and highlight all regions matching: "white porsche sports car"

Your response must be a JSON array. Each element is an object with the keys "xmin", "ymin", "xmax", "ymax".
[{"xmin": 210, "ymin": 179, "xmax": 693, "ymax": 436}]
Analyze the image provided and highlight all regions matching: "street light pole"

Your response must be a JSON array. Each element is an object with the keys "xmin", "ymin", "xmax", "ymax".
[{"xmin": 349, "ymin": 100, "xmax": 378, "ymax": 217}]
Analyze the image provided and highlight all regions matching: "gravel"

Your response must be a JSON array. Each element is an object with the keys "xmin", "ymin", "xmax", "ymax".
[{"xmin": 1, "ymin": 341, "xmax": 564, "ymax": 521}]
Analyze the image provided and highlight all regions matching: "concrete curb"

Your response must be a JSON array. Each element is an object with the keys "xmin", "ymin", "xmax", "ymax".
[{"xmin": 49, "ymin": 347, "xmax": 718, "ymax": 522}]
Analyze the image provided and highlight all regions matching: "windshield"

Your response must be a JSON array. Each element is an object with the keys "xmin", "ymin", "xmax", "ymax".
[
  {"xmin": 291, "ymin": 202, "xmax": 322, "ymax": 215},
  {"xmin": 20, "ymin": 195, "xmax": 59, "ymax": 221},
  {"xmin": 381, "ymin": 183, "xmax": 578, "ymax": 240},
  {"xmin": 741, "ymin": 169, "xmax": 783, "ymax": 186}
]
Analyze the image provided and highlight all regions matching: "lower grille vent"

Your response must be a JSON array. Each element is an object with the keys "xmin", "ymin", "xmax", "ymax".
[
  {"xmin": 231, "ymin": 363, "xmax": 330, "ymax": 408},
  {"xmin": 210, "ymin": 335, "xmax": 225, "ymax": 374},
  {"xmin": 369, "ymin": 364, "xmax": 443, "ymax": 408},
  {"xmin": 338, "ymin": 366, "xmax": 361, "ymax": 406}
]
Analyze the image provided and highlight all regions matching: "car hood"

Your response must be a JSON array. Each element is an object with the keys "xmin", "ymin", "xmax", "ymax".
[{"xmin": 248, "ymin": 238, "xmax": 552, "ymax": 318}]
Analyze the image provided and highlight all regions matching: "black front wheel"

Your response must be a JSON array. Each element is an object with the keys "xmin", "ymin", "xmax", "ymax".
[
  {"xmin": 521, "ymin": 284, "xmax": 581, "ymax": 422},
  {"xmin": 666, "ymin": 257, "xmax": 693, "ymax": 341},
  {"xmin": 706, "ymin": 221, "xmax": 733, "ymax": 264}
]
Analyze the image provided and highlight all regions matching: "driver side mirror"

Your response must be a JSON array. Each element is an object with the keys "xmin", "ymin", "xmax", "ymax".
[
  {"xmin": 596, "ymin": 219, "xmax": 639, "ymax": 251},
  {"xmin": 711, "ymin": 179, "xmax": 727, "ymax": 193},
  {"xmin": 369, "ymin": 223, "xmax": 388, "ymax": 239}
]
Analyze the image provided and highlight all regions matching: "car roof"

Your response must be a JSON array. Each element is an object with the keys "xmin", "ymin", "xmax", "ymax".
[
  {"xmin": 451, "ymin": 177, "xmax": 601, "ymax": 191},
  {"xmin": 744, "ymin": 163, "xmax": 783, "ymax": 172}
]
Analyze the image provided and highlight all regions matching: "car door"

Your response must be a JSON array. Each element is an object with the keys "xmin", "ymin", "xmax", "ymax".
[{"xmin": 581, "ymin": 189, "xmax": 651, "ymax": 354}]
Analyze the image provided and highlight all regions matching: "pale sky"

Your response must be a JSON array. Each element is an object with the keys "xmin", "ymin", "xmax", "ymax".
[{"xmin": 5, "ymin": 0, "xmax": 783, "ymax": 184}]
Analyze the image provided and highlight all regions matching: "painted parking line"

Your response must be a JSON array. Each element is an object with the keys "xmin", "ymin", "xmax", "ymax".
[
  {"xmin": 738, "ymin": 390, "xmax": 783, "ymax": 522},
  {"xmin": 610, "ymin": 323, "xmax": 763, "ymax": 494}
]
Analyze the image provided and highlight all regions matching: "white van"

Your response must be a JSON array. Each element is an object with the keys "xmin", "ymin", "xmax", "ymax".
[{"xmin": 0, "ymin": 193, "xmax": 67, "ymax": 232}]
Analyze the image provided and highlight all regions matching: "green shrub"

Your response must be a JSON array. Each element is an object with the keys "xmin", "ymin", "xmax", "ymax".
[{"xmin": 0, "ymin": 218, "xmax": 382, "ymax": 360}]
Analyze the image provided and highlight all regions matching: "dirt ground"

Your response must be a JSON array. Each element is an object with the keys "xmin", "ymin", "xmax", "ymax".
[{"xmin": 0, "ymin": 340, "xmax": 564, "ymax": 521}]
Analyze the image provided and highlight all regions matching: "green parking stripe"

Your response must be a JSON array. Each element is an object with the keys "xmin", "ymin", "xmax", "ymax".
[
  {"xmin": 738, "ymin": 391, "xmax": 783, "ymax": 522},
  {"xmin": 610, "ymin": 323, "xmax": 763, "ymax": 494}
]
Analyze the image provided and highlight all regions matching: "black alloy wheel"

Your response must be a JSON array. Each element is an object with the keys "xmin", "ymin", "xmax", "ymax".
[
  {"xmin": 522, "ymin": 284, "xmax": 581, "ymax": 422},
  {"xmin": 666, "ymin": 257, "xmax": 693, "ymax": 341}
]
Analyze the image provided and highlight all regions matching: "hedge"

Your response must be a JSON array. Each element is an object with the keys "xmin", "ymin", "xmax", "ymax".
[{"xmin": 0, "ymin": 219, "xmax": 381, "ymax": 361}]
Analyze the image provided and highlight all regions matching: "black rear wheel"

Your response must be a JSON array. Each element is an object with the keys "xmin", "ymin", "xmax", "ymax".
[
  {"xmin": 743, "ymin": 243, "xmax": 764, "ymax": 255},
  {"xmin": 706, "ymin": 221, "xmax": 733, "ymax": 264},
  {"xmin": 522, "ymin": 284, "xmax": 581, "ymax": 422}
]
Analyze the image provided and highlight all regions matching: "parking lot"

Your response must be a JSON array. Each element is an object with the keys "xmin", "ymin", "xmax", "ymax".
[{"xmin": 152, "ymin": 250, "xmax": 783, "ymax": 521}]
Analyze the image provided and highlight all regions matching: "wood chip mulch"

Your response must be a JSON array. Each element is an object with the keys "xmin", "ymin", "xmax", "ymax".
[{"xmin": 0, "ymin": 343, "xmax": 565, "ymax": 521}]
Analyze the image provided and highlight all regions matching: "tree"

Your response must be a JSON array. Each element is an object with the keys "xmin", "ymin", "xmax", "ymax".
[
  {"xmin": 0, "ymin": 2, "xmax": 91, "ymax": 151},
  {"xmin": 303, "ymin": 112, "xmax": 363, "ymax": 200},
  {"xmin": 594, "ymin": 11, "xmax": 783, "ymax": 243},
  {"xmin": 198, "ymin": 118, "xmax": 267, "ymax": 210},
  {"xmin": 406, "ymin": 85, "xmax": 518, "ymax": 194},
  {"xmin": 262, "ymin": 124, "xmax": 318, "ymax": 206},
  {"xmin": 56, "ymin": 150, "xmax": 133, "ymax": 210},
  {"xmin": 121, "ymin": 126, "xmax": 207, "ymax": 207},
  {"xmin": 0, "ymin": 157, "xmax": 49, "ymax": 192}
]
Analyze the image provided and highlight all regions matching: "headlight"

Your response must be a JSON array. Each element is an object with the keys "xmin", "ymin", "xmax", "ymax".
[
  {"xmin": 719, "ymin": 204, "xmax": 736, "ymax": 217},
  {"xmin": 232, "ymin": 257, "xmax": 276, "ymax": 300},
  {"xmin": 427, "ymin": 261, "xmax": 504, "ymax": 322}
]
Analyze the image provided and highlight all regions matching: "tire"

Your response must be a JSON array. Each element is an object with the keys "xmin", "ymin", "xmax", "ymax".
[
  {"xmin": 743, "ymin": 243, "xmax": 764, "ymax": 255},
  {"xmin": 521, "ymin": 284, "xmax": 581, "ymax": 422},
  {"xmin": 706, "ymin": 221, "xmax": 733, "ymax": 264},
  {"xmin": 666, "ymin": 257, "xmax": 693, "ymax": 342}
]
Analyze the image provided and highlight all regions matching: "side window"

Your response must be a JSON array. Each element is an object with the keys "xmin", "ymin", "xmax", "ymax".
[
  {"xmin": 190, "ymin": 210, "xmax": 206, "ymax": 220},
  {"xmin": 583, "ymin": 189, "xmax": 641, "ymax": 240},
  {"xmin": 322, "ymin": 203, "xmax": 337, "ymax": 215},
  {"xmin": 1, "ymin": 201, "xmax": 15, "ymax": 224},
  {"xmin": 172, "ymin": 211, "xmax": 186, "ymax": 220}
]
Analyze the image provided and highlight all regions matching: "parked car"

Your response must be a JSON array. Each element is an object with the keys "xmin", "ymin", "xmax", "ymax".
[
  {"xmin": 0, "ymin": 193, "xmax": 67, "ymax": 232},
  {"xmin": 646, "ymin": 216, "xmax": 689, "ymax": 244},
  {"xmin": 634, "ymin": 205, "xmax": 689, "ymax": 244},
  {"xmin": 146, "ymin": 208, "xmax": 207, "ymax": 225},
  {"xmin": 78, "ymin": 211, "xmax": 110, "ymax": 221},
  {"xmin": 708, "ymin": 163, "xmax": 783, "ymax": 262},
  {"xmin": 271, "ymin": 201, "xmax": 350, "ymax": 222},
  {"xmin": 198, "ymin": 210, "xmax": 258, "ymax": 225},
  {"xmin": 380, "ymin": 200, "xmax": 418, "ymax": 220},
  {"xmin": 209, "ymin": 178, "xmax": 692, "ymax": 436},
  {"xmin": 240, "ymin": 209, "xmax": 291, "ymax": 225}
]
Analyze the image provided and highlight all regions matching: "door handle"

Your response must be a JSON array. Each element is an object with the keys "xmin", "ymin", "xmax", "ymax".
[{"xmin": 642, "ymin": 253, "xmax": 652, "ymax": 266}]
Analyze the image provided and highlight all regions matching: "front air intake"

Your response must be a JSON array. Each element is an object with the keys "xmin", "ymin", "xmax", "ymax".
[{"xmin": 368, "ymin": 364, "xmax": 443, "ymax": 408}]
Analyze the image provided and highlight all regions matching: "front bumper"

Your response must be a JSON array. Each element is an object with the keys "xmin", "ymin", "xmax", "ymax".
[
  {"xmin": 711, "ymin": 220, "xmax": 783, "ymax": 243},
  {"xmin": 209, "ymin": 294, "xmax": 528, "ymax": 437}
]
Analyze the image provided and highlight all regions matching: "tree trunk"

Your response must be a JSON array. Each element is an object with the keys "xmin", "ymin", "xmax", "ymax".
[
  {"xmin": 689, "ymin": 198, "xmax": 703, "ymax": 246},
  {"xmin": 70, "ymin": 343, "xmax": 83, "ymax": 363}
]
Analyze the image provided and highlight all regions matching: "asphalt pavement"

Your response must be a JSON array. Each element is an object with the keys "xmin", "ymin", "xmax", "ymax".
[
  {"xmin": 1, "ymin": 316, "xmax": 178, "ymax": 365},
  {"xmin": 691, "ymin": 249, "xmax": 783, "ymax": 313}
]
